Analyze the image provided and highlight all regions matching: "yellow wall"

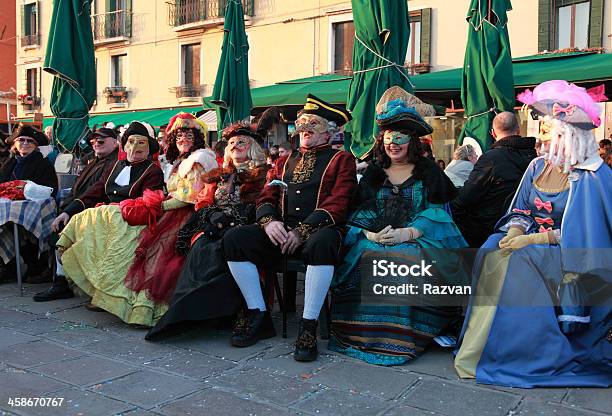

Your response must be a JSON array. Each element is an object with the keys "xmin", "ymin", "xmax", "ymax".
[{"xmin": 16, "ymin": 0, "xmax": 612, "ymax": 119}]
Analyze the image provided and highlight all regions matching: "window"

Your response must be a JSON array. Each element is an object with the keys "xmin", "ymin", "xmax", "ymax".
[
  {"xmin": 556, "ymin": 2, "xmax": 590, "ymax": 49},
  {"xmin": 26, "ymin": 68, "xmax": 38, "ymax": 98},
  {"xmin": 333, "ymin": 21, "xmax": 355, "ymax": 75},
  {"xmin": 405, "ymin": 9, "xmax": 432, "ymax": 74},
  {"xmin": 21, "ymin": 2, "xmax": 39, "ymax": 47},
  {"xmin": 111, "ymin": 54, "xmax": 126, "ymax": 87},
  {"xmin": 181, "ymin": 44, "xmax": 201, "ymax": 86},
  {"xmin": 538, "ymin": 0, "xmax": 605, "ymax": 51}
]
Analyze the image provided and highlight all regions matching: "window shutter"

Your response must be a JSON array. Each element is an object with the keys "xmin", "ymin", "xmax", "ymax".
[
  {"xmin": 35, "ymin": 1, "xmax": 40, "ymax": 44},
  {"xmin": 589, "ymin": 0, "xmax": 604, "ymax": 47},
  {"xmin": 126, "ymin": 0, "xmax": 132, "ymax": 37},
  {"xmin": 420, "ymin": 8, "xmax": 431, "ymax": 65},
  {"xmin": 20, "ymin": 4, "xmax": 26, "ymax": 39},
  {"xmin": 537, "ymin": 0, "xmax": 553, "ymax": 51}
]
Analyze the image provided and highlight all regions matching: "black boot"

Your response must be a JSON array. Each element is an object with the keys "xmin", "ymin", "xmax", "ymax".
[
  {"xmin": 294, "ymin": 318, "xmax": 318, "ymax": 362},
  {"xmin": 230, "ymin": 308, "xmax": 276, "ymax": 347},
  {"xmin": 32, "ymin": 275, "xmax": 74, "ymax": 302}
]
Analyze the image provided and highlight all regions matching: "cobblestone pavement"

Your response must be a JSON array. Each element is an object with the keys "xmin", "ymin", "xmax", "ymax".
[{"xmin": 0, "ymin": 282, "xmax": 610, "ymax": 416}]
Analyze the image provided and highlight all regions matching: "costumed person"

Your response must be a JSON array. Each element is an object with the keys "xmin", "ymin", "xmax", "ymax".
[
  {"xmin": 454, "ymin": 80, "xmax": 612, "ymax": 387},
  {"xmin": 223, "ymin": 94, "xmax": 357, "ymax": 362},
  {"xmin": 328, "ymin": 87, "xmax": 467, "ymax": 365},
  {"xmin": 123, "ymin": 113, "xmax": 218, "ymax": 316},
  {"xmin": 56, "ymin": 121, "xmax": 166, "ymax": 323},
  {"xmin": 33, "ymin": 127, "xmax": 120, "ymax": 302},
  {"xmin": 146, "ymin": 122, "xmax": 270, "ymax": 340},
  {"xmin": 0, "ymin": 124, "xmax": 57, "ymax": 282}
]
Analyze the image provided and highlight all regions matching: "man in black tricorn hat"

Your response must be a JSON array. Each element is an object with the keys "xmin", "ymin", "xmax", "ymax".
[{"xmin": 223, "ymin": 94, "xmax": 357, "ymax": 362}]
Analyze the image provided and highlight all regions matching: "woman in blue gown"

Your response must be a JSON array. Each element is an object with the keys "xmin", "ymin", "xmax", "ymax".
[
  {"xmin": 329, "ymin": 87, "xmax": 467, "ymax": 365},
  {"xmin": 455, "ymin": 80, "xmax": 612, "ymax": 388}
]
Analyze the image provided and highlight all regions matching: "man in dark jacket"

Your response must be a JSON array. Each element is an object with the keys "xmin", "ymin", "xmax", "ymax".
[
  {"xmin": 33, "ymin": 128, "xmax": 120, "ymax": 301},
  {"xmin": 451, "ymin": 112, "xmax": 537, "ymax": 247}
]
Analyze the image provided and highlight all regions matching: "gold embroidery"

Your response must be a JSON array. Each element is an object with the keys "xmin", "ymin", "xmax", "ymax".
[
  {"xmin": 258, "ymin": 215, "xmax": 275, "ymax": 228},
  {"xmin": 290, "ymin": 150, "xmax": 317, "ymax": 184},
  {"xmin": 294, "ymin": 223, "xmax": 315, "ymax": 242}
]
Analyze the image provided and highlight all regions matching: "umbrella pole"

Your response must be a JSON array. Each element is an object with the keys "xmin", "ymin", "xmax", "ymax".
[{"xmin": 487, "ymin": 0, "xmax": 492, "ymax": 22}]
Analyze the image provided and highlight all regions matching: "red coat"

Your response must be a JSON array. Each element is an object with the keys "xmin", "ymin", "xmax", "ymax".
[{"xmin": 256, "ymin": 145, "xmax": 357, "ymax": 229}]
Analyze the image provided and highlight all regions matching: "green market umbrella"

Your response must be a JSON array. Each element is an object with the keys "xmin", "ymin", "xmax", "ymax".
[
  {"xmin": 44, "ymin": 0, "xmax": 96, "ymax": 152},
  {"xmin": 459, "ymin": 0, "xmax": 515, "ymax": 150},
  {"xmin": 344, "ymin": 0, "xmax": 413, "ymax": 159},
  {"xmin": 210, "ymin": 0, "xmax": 253, "ymax": 131}
]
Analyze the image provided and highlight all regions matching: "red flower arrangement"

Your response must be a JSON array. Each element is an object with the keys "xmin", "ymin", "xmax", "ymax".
[{"xmin": 0, "ymin": 180, "xmax": 27, "ymax": 201}]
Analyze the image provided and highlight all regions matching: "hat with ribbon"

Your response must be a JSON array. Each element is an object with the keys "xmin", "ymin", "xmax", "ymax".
[{"xmin": 375, "ymin": 86, "xmax": 434, "ymax": 136}]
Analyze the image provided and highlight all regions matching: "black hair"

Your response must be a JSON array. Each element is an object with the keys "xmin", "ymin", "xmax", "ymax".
[
  {"xmin": 373, "ymin": 129, "xmax": 423, "ymax": 168},
  {"xmin": 165, "ymin": 127, "xmax": 206, "ymax": 164}
]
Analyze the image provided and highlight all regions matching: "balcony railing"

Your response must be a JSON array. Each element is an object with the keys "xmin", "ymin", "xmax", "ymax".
[
  {"xmin": 92, "ymin": 10, "xmax": 132, "ymax": 43},
  {"xmin": 167, "ymin": 0, "xmax": 254, "ymax": 28},
  {"xmin": 172, "ymin": 85, "xmax": 205, "ymax": 100},
  {"xmin": 103, "ymin": 86, "xmax": 129, "ymax": 104},
  {"xmin": 21, "ymin": 34, "xmax": 39, "ymax": 48},
  {"xmin": 19, "ymin": 96, "xmax": 41, "ymax": 111}
]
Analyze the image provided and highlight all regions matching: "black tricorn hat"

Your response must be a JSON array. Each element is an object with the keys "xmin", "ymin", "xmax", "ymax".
[
  {"xmin": 8, "ymin": 123, "xmax": 49, "ymax": 146},
  {"xmin": 122, "ymin": 121, "xmax": 159, "ymax": 155},
  {"xmin": 301, "ymin": 94, "xmax": 352, "ymax": 127}
]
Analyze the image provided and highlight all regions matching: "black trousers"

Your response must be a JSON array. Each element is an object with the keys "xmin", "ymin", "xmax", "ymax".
[{"xmin": 223, "ymin": 224, "xmax": 344, "ymax": 267}]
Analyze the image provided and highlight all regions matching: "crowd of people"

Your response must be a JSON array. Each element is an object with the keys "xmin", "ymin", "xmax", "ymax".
[{"xmin": 0, "ymin": 80, "xmax": 610, "ymax": 388}]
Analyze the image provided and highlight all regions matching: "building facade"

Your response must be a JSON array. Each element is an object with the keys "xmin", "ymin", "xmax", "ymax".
[
  {"xmin": 0, "ymin": 0, "xmax": 17, "ymax": 135},
  {"xmin": 15, "ymin": 0, "xmax": 612, "ymax": 137}
]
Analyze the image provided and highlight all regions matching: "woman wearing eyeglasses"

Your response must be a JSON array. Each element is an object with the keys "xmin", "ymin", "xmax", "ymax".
[
  {"xmin": 0, "ymin": 123, "xmax": 57, "ymax": 194},
  {"xmin": 0, "ymin": 123, "xmax": 58, "ymax": 283}
]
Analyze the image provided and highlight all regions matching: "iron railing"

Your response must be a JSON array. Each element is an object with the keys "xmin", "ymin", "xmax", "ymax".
[
  {"xmin": 21, "ymin": 34, "xmax": 39, "ymax": 47},
  {"xmin": 167, "ymin": 0, "xmax": 254, "ymax": 27},
  {"xmin": 173, "ymin": 85, "xmax": 205, "ymax": 99},
  {"xmin": 92, "ymin": 10, "xmax": 132, "ymax": 41}
]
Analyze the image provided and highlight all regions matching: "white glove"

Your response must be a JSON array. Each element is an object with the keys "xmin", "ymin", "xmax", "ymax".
[
  {"xmin": 379, "ymin": 227, "xmax": 422, "ymax": 245},
  {"xmin": 364, "ymin": 225, "xmax": 392, "ymax": 243}
]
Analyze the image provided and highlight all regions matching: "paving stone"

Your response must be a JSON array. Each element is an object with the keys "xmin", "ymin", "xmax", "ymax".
[
  {"xmin": 6, "ymin": 317, "xmax": 67, "ymax": 335},
  {"xmin": 516, "ymin": 401, "xmax": 604, "ymax": 415},
  {"xmin": 32, "ymin": 355, "xmax": 138, "ymax": 386},
  {"xmin": 106, "ymin": 322, "xmax": 151, "ymax": 339},
  {"xmin": 564, "ymin": 388, "xmax": 612, "ymax": 414},
  {"xmin": 0, "ymin": 295, "xmax": 86, "ymax": 315},
  {"xmin": 86, "ymin": 336, "xmax": 176, "ymax": 364},
  {"xmin": 158, "ymin": 388, "xmax": 286, "ymax": 416},
  {"xmin": 248, "ymin": 349, "xmax": 339, "ymax": 378},
  {"xmin": 382, "ymin": 404, "xmax": 440, "ymax": 415},
  {"xmin": 396, "ymin": 346, "xmax": 457, "ymax": 380},
  {"xmin": 163, "ymin": 329, "xmax": 272, "ymax": 362},
  {"xmin": 402, "ymin": 379, "xmax": 522, "ymax": 416},
  {"xmin": 306, "ymin": 361, "xmax": 419, "ymax": 399},
  {"xmin": 485, "ymin": 383, "xmax": 568, "ymax": 403},
  {"xmin": 0, "ymin": 340, "xmax": 84, "ymax": 368},
  {"xmin": 0, "ymin": 367, "xmax": 68, "ymax": 399},
  {"xmin": 51, "ymin": 307, "xmax": 123, "ymax": 328},
  {"xmin": 89, "ymin": 370, "xmax": 203, "ymax": 408},
  {"xmin": 144, "ymin": 350, "xmax": 234, "ymax": 380},
  {"xmin": 210, "ymin": 367, "xmax": 320, "ymax": 406},
  {"xmin": 0, "ymin": 310, "xmax": 37, "ymax": 327},
  {"xmin": 118, "ymin": 409, "xmax": 163, "ymax": 416},
  {"xmin": 7, "ymin": 388, "xmax": 135, "ymax": 416},
  {"xmin": 40, "ymin": 324, "xmax": 117, "ymax": 347},
  {"xmin": 0, "ymin": 328, "xmax": 39, "ymax": 349},
  {"xmin": 293, "ymin": 388, "xmax": 391, "ymax": 416}
]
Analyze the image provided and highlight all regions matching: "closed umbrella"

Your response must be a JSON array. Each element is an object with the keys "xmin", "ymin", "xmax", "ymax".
[
  {"xmin": 344, "ymin": 0, "xmax": 412, "ymax": 159},
  {"xmin": 459, "ymin": 0, "xmax": 515, "ymax": 150},
  {"xmin": 44, "ymin": 0, "xmax": 96, "ymax": 152},
  {"xmin": 210, "ymin": 0, "xmax": 253, "ymax": 130}
]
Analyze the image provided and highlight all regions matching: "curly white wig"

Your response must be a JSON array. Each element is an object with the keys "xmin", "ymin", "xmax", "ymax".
[{"xmin": 548, "ymin": 117, "xmax": 598, "ymax": 173}]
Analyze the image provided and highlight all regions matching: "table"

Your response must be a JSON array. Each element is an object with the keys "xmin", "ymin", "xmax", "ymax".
[{"xmin": 0, "ymin": 198, "xmax": 57, "ymax": 295}]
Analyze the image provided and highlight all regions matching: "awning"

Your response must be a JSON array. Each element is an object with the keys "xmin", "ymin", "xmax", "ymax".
[
  {"xmin": 204, "ymin": 51, "xmax": 612, "ymax": 109},
  {"xmin": 32, "ymin": 105, "xmax": 204, "ymax": 130},
  {"xmin": 198, "ymin": 110, "xmax": 218, "ymax": 131}
]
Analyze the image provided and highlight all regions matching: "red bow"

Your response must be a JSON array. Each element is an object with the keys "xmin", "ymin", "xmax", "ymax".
[
  {"xmin": 552, "ymin": 103, "xmax": 576, "ymax": 118},
  {"xmin": 535, "ymin": 217, "xmax": 554, "ymax": 226},
  {"xmin": 534, "ymin": 197, "xmax": 553, "ymax": 213},
  {"xmin": 539, "ymin": 226, "xmax": 553, "ymax": 233},
  {"xmin": 512, "ymin": 208, "xmax": 531, "ymax": 215}
]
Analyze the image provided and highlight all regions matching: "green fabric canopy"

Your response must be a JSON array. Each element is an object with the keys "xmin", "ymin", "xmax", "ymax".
[
  {"xmin": 44, "ymin": 0, "xmax": 97, "ymax": 151},
  {"xmin": 459, "ymin": 0, "xmax": 515, "ymax": 151},
  {"xmin": 344, "ymin": 0, "xmax": 413, "ymax": 158},
  {"xmin": 210, "ymin": 0, "xmax": 252, "ymax": 130},
  {"xmin": 41, "ymin": 106, "xmax": 203, "ymax": 130}
]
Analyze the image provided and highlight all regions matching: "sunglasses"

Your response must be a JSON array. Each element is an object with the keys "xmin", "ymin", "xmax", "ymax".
[
  {"xmin": 90, "ymin": 137, "xmax": 111, "ymax": 145},
  {"xmin": 16, "ymin": 137, "xmax": 36, "ymax": 144}
]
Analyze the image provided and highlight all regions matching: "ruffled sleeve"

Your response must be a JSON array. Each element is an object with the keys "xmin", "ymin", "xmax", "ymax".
[{"xmin": 411, "ymin": 203, "xmax": 468, "ymax": 248}]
